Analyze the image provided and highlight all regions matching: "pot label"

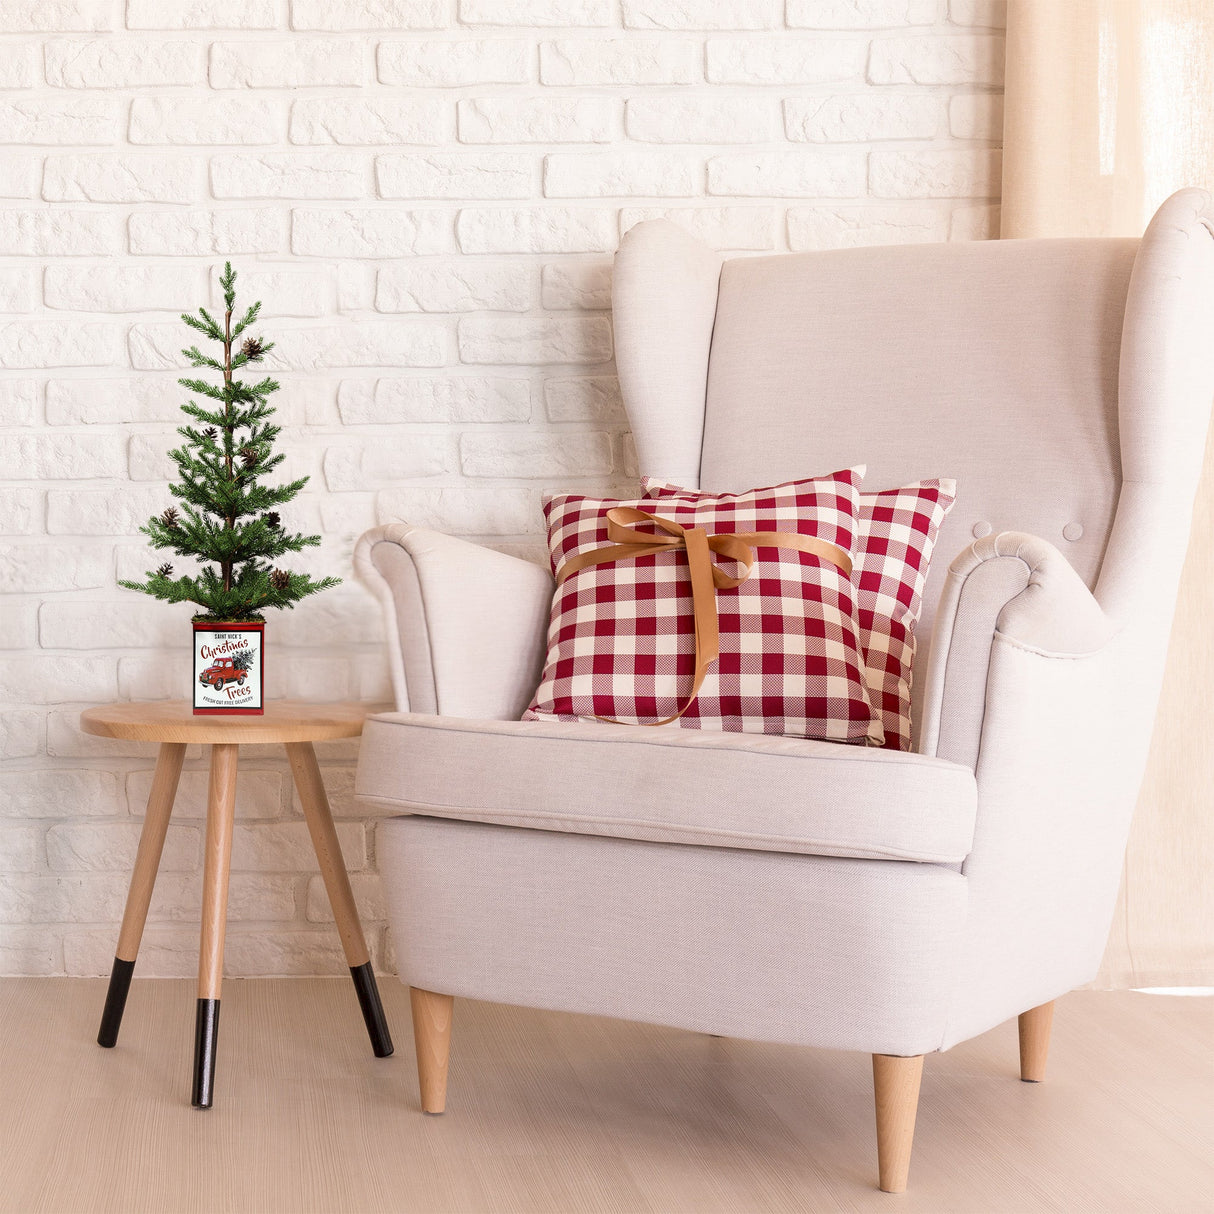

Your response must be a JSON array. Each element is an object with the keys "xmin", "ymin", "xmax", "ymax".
[{"xmin": 193, "ymin": 624, "xmax": 264, "ymax": 714}]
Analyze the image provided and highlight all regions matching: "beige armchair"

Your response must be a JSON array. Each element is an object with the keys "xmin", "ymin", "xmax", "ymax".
[{"xmin": 353, "ymin": 188, "xmax": 1214, "ymax": 1192}]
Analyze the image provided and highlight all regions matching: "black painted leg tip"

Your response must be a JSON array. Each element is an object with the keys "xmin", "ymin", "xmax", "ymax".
[
  {"xmin": 191, "ymin": 998, "xmax": 220, "ymax": 1110},
  {"xmin": 97, "ymin": 957, "xmax": 136, "ymax": 1049},
  {"xmin": 349, "ymin": 962, "xmax": 394, "ymax": 1058}
]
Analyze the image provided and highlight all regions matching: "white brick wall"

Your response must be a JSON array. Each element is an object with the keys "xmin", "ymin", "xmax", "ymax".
[{"xmin": 0, "ymin": 0, "xmax": 1004, "ymax": 977}]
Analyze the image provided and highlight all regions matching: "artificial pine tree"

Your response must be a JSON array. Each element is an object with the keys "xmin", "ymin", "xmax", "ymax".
[{"xmin": 120, "ymin": 263, "xmax": 339, "ymax": 622}]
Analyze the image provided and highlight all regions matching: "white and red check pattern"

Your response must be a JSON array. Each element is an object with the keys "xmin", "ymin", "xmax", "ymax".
[
  {"xmin": 644, "ymin": 477, "xmax": 956, "ymax": 751},
  {"xmin": 526, "ymin": 468, "xmax": 882, "ymax": 744}
]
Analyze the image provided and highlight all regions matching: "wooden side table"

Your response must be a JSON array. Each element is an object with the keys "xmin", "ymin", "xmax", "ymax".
[{"xmin": 80, "ymin": 700, "xmax": 394, "ymax": 1109}]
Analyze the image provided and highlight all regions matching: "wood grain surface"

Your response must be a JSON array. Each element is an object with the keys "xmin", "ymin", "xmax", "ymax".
[{"xmin": 79, "ymin": 701, "xmax": 378, "ymax": 744}]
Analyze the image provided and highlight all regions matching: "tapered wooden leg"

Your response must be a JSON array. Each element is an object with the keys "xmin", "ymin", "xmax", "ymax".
[
  {"xmin": 286, "ymin": 740, "xmax": 393, "ymax": 1058},
  {"xmin": 1018, "ymin": 1000, "xmax": 1054, "ymax": 1082},
  {"xmin": 872, "ymin": 1053, "xmax": 924, "ymax": 1194},
  {"xmin": 98, "ymin": 741, "xmax": 186, "ymax": 1048},
  {"xmin": 410, "ymin": 988, "xmax": 453, "ymax": 1114},
  {"xmin": 192, "ymin": 743, "xmax": 238, "ymax": 1109}
]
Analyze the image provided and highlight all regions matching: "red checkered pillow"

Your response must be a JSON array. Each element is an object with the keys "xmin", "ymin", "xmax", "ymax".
[
  {"xmin": 525, "ymin": 467, "xmax": 883, "ymax": 744},
  {"xmin": 644, "ymin": 477, "xmax": 956, "ymax": 751}
]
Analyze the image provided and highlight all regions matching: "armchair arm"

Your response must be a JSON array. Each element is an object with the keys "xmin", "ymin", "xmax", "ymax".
[
  {"xmin": 918, "ymin": 531, "xmax": 1116, "ymax": 767},
  {"xmin": 354, "ymin": 523, "xmax": 554, "ymax": 720}
]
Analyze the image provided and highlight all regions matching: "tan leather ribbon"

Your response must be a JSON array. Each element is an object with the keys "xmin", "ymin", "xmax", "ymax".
[{"xmin": 556, "ymin": 507, "xmax": 853, "ymax": 726}]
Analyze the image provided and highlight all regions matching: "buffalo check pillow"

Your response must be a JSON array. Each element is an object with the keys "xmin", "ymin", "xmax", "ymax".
[
  {"xmin": 644, "ymin": 477, "xmax": 956, "ymax": 751},
  {"xmin": 525, "ymin": 467, "xmax": 884, "ymax": 745}
]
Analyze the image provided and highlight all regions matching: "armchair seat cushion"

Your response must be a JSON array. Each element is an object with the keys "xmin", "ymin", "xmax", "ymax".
[{"xmin": 356, "ymin": 713, "xmax": 978, "ymax": 864}]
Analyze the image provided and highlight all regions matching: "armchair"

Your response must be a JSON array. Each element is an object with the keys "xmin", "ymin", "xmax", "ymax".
[{"xmin": 353, "ymin": 188, "xmax": 1214, "ymax": 1193}]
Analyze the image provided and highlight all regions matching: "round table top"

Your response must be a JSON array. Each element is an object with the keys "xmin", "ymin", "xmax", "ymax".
[{"xmin": 80, "ymin": 700, "xmax": 379, "ymax": 744}]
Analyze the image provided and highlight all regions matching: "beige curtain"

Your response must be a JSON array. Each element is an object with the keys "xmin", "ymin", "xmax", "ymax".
[{"xmin": 1002, "ymin": 0, "xmax": 1214, "ymax": 987}]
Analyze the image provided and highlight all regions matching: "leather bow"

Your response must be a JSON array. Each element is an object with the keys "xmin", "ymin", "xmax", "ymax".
[{"xmin": 555, "ymin": 507, "xmax": 853, "ymax": 725}]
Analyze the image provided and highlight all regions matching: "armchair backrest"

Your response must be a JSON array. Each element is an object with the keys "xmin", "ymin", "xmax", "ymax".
[{"xmin": 613, "ymin": 189, "xmax": 1214, "ymax": 731}]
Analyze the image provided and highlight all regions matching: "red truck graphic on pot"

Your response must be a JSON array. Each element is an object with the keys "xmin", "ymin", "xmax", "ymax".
[{"xmin": 198, "ymin": 655, "xmax": 250, "ymax": 691}]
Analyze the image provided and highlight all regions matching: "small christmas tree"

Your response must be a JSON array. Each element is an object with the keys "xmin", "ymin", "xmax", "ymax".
[{"xmin": 120, "ymin": 263, "xmax": 339, "ymax": 622}]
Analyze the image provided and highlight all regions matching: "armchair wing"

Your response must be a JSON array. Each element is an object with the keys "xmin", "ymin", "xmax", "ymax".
[{"xmin": 355, "ymin": 523, "xmax": 553, "ymax": 720}]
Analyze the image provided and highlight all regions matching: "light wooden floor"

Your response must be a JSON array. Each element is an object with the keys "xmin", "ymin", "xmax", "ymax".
[{"xmin": 0, "ymin": 981, "xmax": 1209, "ymax": 1214}]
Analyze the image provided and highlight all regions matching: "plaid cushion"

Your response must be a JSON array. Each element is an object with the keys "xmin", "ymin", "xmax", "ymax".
[
  {"xmin": 526, "ymin": 467, "xmax": 882, "ymax": 744},
  {"xmin": 644, "ymin": 477, "xmax": 956, "ymax": 751}
]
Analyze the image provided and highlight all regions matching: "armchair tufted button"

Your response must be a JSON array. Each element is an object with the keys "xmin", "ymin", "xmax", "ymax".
[
  {"xmin": 1063, "ymin": 522, "xmax": 1084, "ymax": 542},
  {"xmin": 972, "ymin": 521, "xmax": 992, "ymax": 538}
]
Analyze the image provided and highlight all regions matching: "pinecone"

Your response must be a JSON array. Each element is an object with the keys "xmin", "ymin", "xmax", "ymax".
[
  {"xmin": 270, "ymin": 568, "xmax": 291, "ymax": 592},
  {"xmin": 265, "ymin": 512, "xmax": 281, "ymax": 531},
  {"xmin": 155, "ymin": 562, "xmax": 173, "ymax": 578},
  {"xmin": 241, "ymin": 337, "xmax": 265, "ymax": 362},
  {"xmin": 160, "ymin": 507, "xmax": 179, "ymax": 530},
  {"xmin": 203, "ymin": 426, "xmax": 217, "ymax": 441},
  {"xmin": 240, "ymin": 444, "xmax": 259, "ymax": 468}
]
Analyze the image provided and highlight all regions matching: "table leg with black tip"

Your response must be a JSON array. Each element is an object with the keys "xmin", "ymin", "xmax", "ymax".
[{"xmin": 192, "ymin": 742, "xmax": 238, "ymax": 1109}]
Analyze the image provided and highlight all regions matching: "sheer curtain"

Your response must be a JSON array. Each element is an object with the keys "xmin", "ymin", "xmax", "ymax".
[{"xmin": 1002, "ymin": 0, "xmax": 1214, "ymax": 987}]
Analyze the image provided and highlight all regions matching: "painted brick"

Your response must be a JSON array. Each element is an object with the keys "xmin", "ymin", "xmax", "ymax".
[
  {"xmin": 950, "ymin": 0, "xmax": 1006, "ymax": 27},
  {"xmin": 0, "ymin": 545, "xmax": 109, "ymax": 593},
  {"xmin": 0, "ymin": 97, "xmax": 120, "ymax": 145},
  {"xmin": 290, "ymin": 97, "xmax": 452, "ymax": 145},
  {"xmin": 129, "ymin": 96, "xmax": 282, "ymax": 145},
  {"xmin": 459, "ymin": 0, "xmax": 614, "ymax": 26},
  {"xmin": 290, "ymin": 0, "xmax": 446, "ymax": 29},
  {"xmin": 0, "ymin": 322, "xmax": 121, "ymax": 369},
  {"xmin": 211, "ymin": 153, "xmax": 364, "ymax": 200},
  {"xmin": 544, "ymin": 375, "xmax": 624, "ymax": 421},
  {"xmin": 292, "ymin": 208, "xmax": 452, "ymax": 256},
  {"xmin": 541, "ymin": 260, "xmax": 612, "ymax": 310},
  {"xmin": 0, "ymin": 156, "xmax": 39, "ymax": 200},
  {"xmin": 544, "ymin": 152, "xmax": 701, "ymax": 197},
  {"xmin": 47, "ymin": 822, "xmax": 199, "ymax": 872},
  {"xmin": 39, "ymin": 599, "xmax": 189, "ymax": 649},
  {"xmin": 377, "ymin": 263, "xmax": 532, "ymax": 312},
  {"xmin": 45, "ymin": 485, "xmax": 167, "ymax": 535},
  {"xmin": 869, "ymin": 148, "xmax": 1003, "ymax": 198},
  {"xmin": 458, "ymin": 317, "xmax": 612, "ymax": 365},
  {"xmin": 338, "ymin": 377, "xmax": 532, "ymax": 424},
  {"xmin": 627, "ymin": 97, "xmax": 777, "ymax": 143},
  {"xmin": 45, "ymin": 38, "xmax": 206, "ymax": 87},
  {"xmin": 460, "ymin": 429, "xmax": 613, "ymax": 477},
  {"xmin": 376, "ymin": 153, "xmax": 533, "ymax": 200},
  {"xmin": 0, "ymin": 655, "xmax": 117, "ymax": 703},
  {"xmin": 0, "ymin": 711, "xmax": 42, "ymax": 760},
  {"xmin": 949, "ymin": 92, "xmax": 1004, "ymax": 140},
  {"xmin": 43, "ymin": 154, "xmax": 201, "ymax": 204},
  {"xmin": 706, "ymin": 38, "xmax": 866, "ymax": 84},
  {"xmin": 0, "ymin": 44, "xmax": 42, "ymax": 89},
  {"xmin": 377, "ymin": 39, "xmax": 532, "ymax": 86},
  {"xmin": 127, "ymin": 768, "xmax": 283, "ymax": 821},
  {"xmin": 0, "ymin": 433, "xmax": 126, "ymax": 479},
  {"xmin": 457, "ymin": 207, "xmax": 616, "ymax": 253},
  {"xmin": 0, "ymin": 268, "xmax": 38, "ymax": 313},
  {"xmin": 0, "ymin": 2, "xmax": 112, "ymax": 32},
  {"xmin": 0, "ymin": 928, "xmax": 61, "ymax": 976},
  {"xmin": 376, "ymin": 484, "xmax": 538, "ymax": 534},
  {"xmin": 322, "ymin": 436, "xmax": 452, "ymax": 490},
  {"xmin": 116, "ymin": 653, "xmax": 192, "ymax": 701},
  {"xmin": 233, "ymin": 821, "xmax": 365, "ymax": 873},
  {"xmin": 788, "ymin": 204, "xmax": 948, "ymax": 249},
  {"xmin": 0, "ymin": 380, "xmax": 40, "ymax": 426},
  {"xmin": 951, "ymin": 202, "xmax": 1000, "ymax": 240},
  {"xmin": 259, "ymin": 324, "xmax": 447, "ymax": 371},
  {"xmin": 458, "ymin": 96, "xmax": 615, "ymax": 144},
  {"xmin": 1, "ymin": 598, "xmax": 38, "ymax": 649},
  {"xmin": 45, "ymin": 711, "xmax": 161, "ymax": 759},
  {"xmin": 541, "ymin": 39, "xmax": 700, "ymax": 86},
  {"xmin": 619, "ymin": 205, "xmax": 776, "ymax": 249},
  {"xmin": 227, "ymin": 269, "xmax": 330, "ymax": 319},
  {"xmin": 788, "ymin": 0, "xmax": 936, "ymax": 26},
  {"xmin": 306, "ymin": 872, "xmax": 385, "ymax": 923},
  {"xmin": 126, "ymin": 0, "xmax": 279, "ymax": 28},
  {"xmin": 0, "ymin": 827, "xmax": 41, "ymax": 873},
  {"xmin": 869, "ymin": 35, "xmax": 1006, "ymax": 86},
  {"xmin": 45, "ymin": 264, "xmax": 210, "ymax": 312},
  {"xmin": 129, "ymin": 208, "xmax": 285, "ymax": 255},
  {"xmin": 786, "ymin": 93, "xmax": 942, "ymax": 142},
  {"xmin": 47, "ymin": 376, "xmax": 185, "ymax": 425},
  {"xmin": 708, "ymin": 150, "xmax": 865, "ymax": 197},
  {"xmin": 623, "ymin": 0, "xmax": 781, "ymax": 29},
  {"xmin": 210, "ymin": 40, "xmax": 365, "ymax": 89},
  {"xmin": 0, "ymin": 487, "xmax": 41, "ymax": 535}
]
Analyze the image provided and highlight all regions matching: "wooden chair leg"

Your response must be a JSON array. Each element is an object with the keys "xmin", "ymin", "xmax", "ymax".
[
  {"xmin": 98, "ymin": 741, "xmax": 186, "ymax": 1048},
  {"xmin": 1018, "ymin": 1000, "xmax": 1055, "ymax": 1082},
  {"xmin": 192, "ymin": 743, "xmax": 238, "ymax": 1110},
  {"xmin": 410, "ymin": 987, "xmax": 454, "ymax": 1114},
  {"xmin": 872, "ymin": 1053, "xmax": 924, "ymax": 1194},
  {"xmin": 286, "ymin": 740, "xmax": 393, "ymax": 1058}
]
